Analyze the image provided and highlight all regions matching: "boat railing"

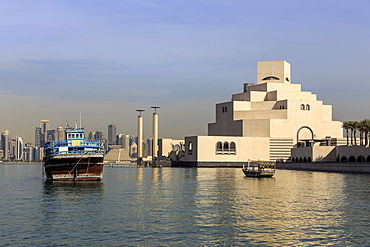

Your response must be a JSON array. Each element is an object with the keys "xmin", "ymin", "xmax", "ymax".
[
  {"xmin": 243, "ymin": 160, "xmax": 276, "ymax": 170},
  {"xmin": 47, "ymin": 149, "xmax": 105, "ymax": 156},
  {"xmin": 46, "ymin": 139, "xmax": 102, "ymax": 149}
]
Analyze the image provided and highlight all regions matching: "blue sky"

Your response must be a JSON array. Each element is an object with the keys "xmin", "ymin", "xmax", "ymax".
[{"xmin": 1, "ymin": 0, "xmax": 370, "ymax": 143}]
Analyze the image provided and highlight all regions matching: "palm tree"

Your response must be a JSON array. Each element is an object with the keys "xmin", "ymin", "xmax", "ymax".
[
  {"xmin": 342, "ymin": 121, "xmax": 350, "ymax": 146},
  {"xmin": 361, "ymin": 119, "xmax": 370, "ymax": 147},
  {"xmin": 353, "ymin": 121, "xmax": 360, "ymax": 146},
  {"xmin": 358, "ymin": 121, "xmax": 365, "ymax": 146},
  {"xmin": 347, "ymin": 121, "xmax": 356, "ymax": 145}
]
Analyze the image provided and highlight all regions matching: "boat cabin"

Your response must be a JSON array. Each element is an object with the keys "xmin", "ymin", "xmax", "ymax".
[{"xmin": 65, "ymin": 128, "xmax": 85, "ymax": 140}]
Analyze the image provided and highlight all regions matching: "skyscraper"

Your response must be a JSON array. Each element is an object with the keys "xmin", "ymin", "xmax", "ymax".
[
  {"xmin": 88, "ymin": 131, "xmax": 94, "ymax": 140},
  {"xmin": 40, "ymin": 120, "xmax": 50, "ymax": 147},
  {"xmin": 1, "ymin": 130, "xmax": 9, "ymax": 160},
  {"xmin": 94, "ymin": 131, "xmax": 103, "ymax": 141},
  {"xmin": 116, "ymin": 134, "xmax": 123, "ymax": 146},
  {"xmin": 122, "ymin": 134, "xmax": 130, "ymax": 150},
  {"xmin": 47, "ymin": 129, "xmax": 56, "ymax": 142},
  {"xmin": 40, "ymin": 120, "xmax": 50, "ymax": 133},
  {"xmin": 56, "ymin": 126, "xmax": 64, "ymax": 141},
  {"xmin": 15, "ymin": 136, "xmax": 24, "ymax": 160},
  {"xmin": 35, "ymin": 127, "xmax": 41, "ymax": 147},
  {"xmin": 108, "ymin": 124, "xmax": 117, "ymax": 145}
]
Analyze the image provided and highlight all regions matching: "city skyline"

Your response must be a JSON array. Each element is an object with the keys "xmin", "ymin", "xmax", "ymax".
[{"xmin": 1, "ymin": 0, "xmax": 370, "ymax": 143}]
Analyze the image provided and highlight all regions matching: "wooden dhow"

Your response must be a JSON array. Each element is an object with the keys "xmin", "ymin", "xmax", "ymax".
[{"xmin": 44, "ymin": 126, "xmax": 105, "ymax": 181}]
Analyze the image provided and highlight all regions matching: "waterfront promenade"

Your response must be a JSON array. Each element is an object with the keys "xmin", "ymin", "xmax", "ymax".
[{"xmin": 277, "ymin": 162, "xmax": 370, "ymax": 173}]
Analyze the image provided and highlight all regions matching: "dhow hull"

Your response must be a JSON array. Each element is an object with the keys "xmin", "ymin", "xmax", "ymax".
[{"xmin": 44, "ymin": 155, "xmax": 104, "ymax": 181}]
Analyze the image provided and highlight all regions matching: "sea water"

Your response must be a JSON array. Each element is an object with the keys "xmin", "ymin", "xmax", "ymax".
[{"xmin": 1, "ymin": 163, "xmax": 370, "ymax": 246}]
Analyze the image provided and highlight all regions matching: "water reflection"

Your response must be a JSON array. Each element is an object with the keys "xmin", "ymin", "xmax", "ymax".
[{"xmin": 39, "ymin": 181, "xmax": 105, "ymax": 245}]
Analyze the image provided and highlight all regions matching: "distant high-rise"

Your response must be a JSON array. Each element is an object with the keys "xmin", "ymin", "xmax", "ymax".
[
  {"xmin": 122, "ymin": 134, "xmax": 130, "ymax": 150},
  {"xmin": 47, "ymin": 129, "xmax": 56, "ymax": 142},
  {"xmin": 15, "ymin": 136, "xmax": 24, "ymax": 160},
  {"xmin": 9, "ymin": 138, "xmax": 16, "ymax": 160},
  {"xmin": 146, "ymin": 138, "xmax": 152, "ymax": 157},
  {"xmin": 130, "ymin": 142, "xmax": 137, "ymax": 158},
  {"xmin": 88, "ymin": 131, "xmax": 94, "ymax": 140},
  {"xmin": 24, "ymin": 143, "xmax": 34, "ymax": 162},
  {"xmin": 116, "ymin": 134, "xmax": 123, "ymax": 146},
  {"xmin": 40, "ymin": 120, "xmax": 50, "ymax": 133},
  {"xmin": 1, "ymin": 130, "xmax": 9, "ymax": 160},
  {"xmin": 35, "ymin": 127, "xmax": 41, "ymax": 147},
  {"xmin": 33, "ymin": 147, "xmax": 42, "ymax": 162},
  {"xmin": 94, "ymin": 131, "xmax": 103, "ymax": 141},
  {"xmin": 40, "ymin": 120, "xmax": 50, "ymax": 147},
  {"xmin": 108, "ymin": 124, "xmax": 117, "ymax": 145},
  {"xmin": 56, "ymin": 126, "xmax": 64, "ymax": 141}
]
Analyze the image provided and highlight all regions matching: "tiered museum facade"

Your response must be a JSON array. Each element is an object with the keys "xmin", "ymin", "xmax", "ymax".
[{"xmin": 175, "ymin": 60, "xmax": 344, "ymax": 166}]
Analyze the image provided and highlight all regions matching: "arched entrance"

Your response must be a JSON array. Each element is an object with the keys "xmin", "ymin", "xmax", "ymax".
[{"xmin": 296, "ymin": 126, "xmax": 315, "ymax": 146}]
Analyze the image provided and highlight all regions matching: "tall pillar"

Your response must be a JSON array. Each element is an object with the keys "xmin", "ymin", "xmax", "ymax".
[
  {"xmin": 136, "ymin": 110, "xmax": 144, "ymax": 165},
  {"xmin": 151, "ymin": 106, "xmax": 160, "ymax": 164}
]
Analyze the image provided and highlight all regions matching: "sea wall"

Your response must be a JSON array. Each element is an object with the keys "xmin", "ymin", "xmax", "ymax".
[
  {"xmin": 277, "ymin": 162, "xmax": 370, "ymax": 173},
  {"xmin": 170, "ymin": 161, "xmax": 246, "ymax": 168}
]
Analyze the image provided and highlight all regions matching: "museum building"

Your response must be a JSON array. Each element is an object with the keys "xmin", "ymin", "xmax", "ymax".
[{"xmin": 175, "ymin": 60, "xmax": 344, "ymax": 166}]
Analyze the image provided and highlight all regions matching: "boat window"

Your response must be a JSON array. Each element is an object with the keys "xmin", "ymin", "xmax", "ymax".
[
  {"xmin": 72, "ymin": 134, "xmax": 75, "ymax": 138},
  {"xmin": 68, "ymin": 134, "xmax": 71, "ymax": 138}
]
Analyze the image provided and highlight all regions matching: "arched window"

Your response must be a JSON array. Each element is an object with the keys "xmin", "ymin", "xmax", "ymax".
[
  {"xmin": 303, "ymin": 157, "xmax": 307, "ymax": 163},
  {"xmin": 366, "ymin": 155, "xmax": 370, "ymax": 162},
  {"xmin": 216, "ymin": 142, "xmax": 222, "ymax": 154},
  {"xmin": 230, "ymin": 142, "xmax": 236, "ymax": 154},
  {"xmin": 188, "ymin": 142, "xmax": 193, "ymax": 155},
  {"xmin": 357, "ymin": 155, "xmax": 365, "ymax": 162},
  {"xmin": 341, "ymin": 156, "xmax": 348, "ymax": 162},
  {"xmin": 225, "ymin": 106, "xmax": 227, "ymax": 112},
  {"xmin": 262, "ymin": 76, "xmax": 280, "ymax": 81},
  {"xmin": 349, "ymin": 156, "xmax": 356, "ymax": 162},
  {"xmin": 307, "ymin": 157, "xmax": 312, "ymax": 163},
  {"xmin": 306, "ymin": 104, "xmax": 310, "ymax": 111},
  {"xmin": 301, "ymin": 104, "xmax": 305, "ymax": 110},
  {"xmin": 223, "ymin": 142, "xmax": 229, "ymax": 154},
  {"xmin": 72, "ymin": 134, "xmax": 75, "ymax": 138}
]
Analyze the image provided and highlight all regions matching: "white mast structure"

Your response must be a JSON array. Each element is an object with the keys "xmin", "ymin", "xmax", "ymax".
[
  {"xmin": 136, "ymin": 109, "xmax": 145, "ymax": 165},
  {"xmin": 151, "ymin": 106, "xmax": 160, "ymax": 165}
]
